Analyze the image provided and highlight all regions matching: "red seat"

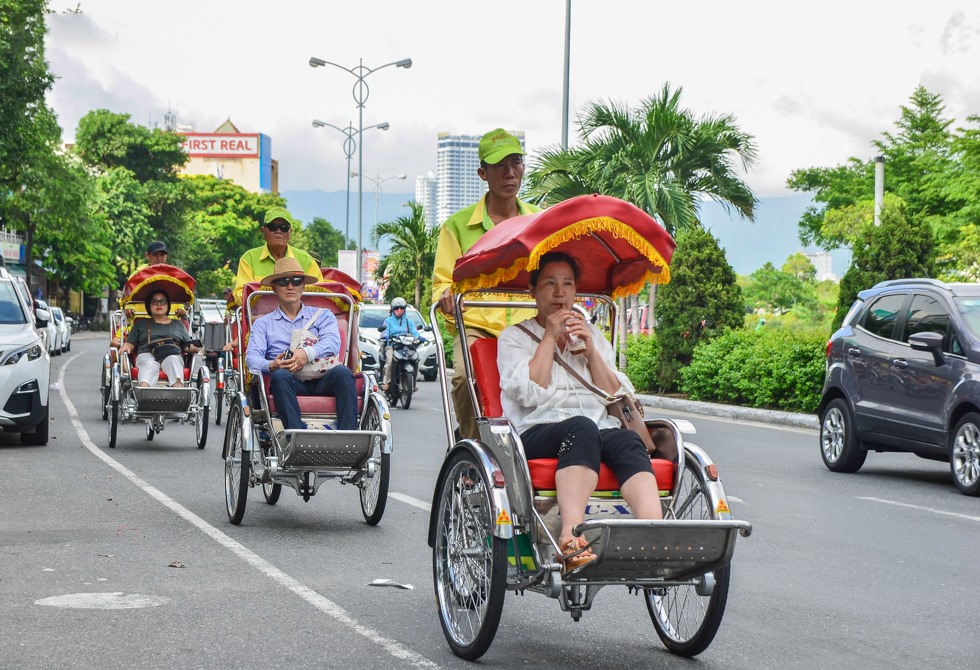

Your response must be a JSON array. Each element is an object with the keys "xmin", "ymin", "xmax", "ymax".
[
  {"xmin": 241, "ymin": 285, "xmax": 363, "ymax": 420},
  {"xmin": 469, "ymin": 337, "xmax": 674, "ymax": 492}
]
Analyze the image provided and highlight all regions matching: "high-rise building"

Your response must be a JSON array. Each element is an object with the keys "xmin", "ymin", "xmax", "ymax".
[
  {"xmin": 430, "ymin": 131, "xmax": 526, "ymax": 227},
  {"xmin": 803, "ymin": 251, "xmax": 836, "ymax": 282},
  {"xmin": 415, "ymin": 171, "xmax": 438, "ymax": 230}
]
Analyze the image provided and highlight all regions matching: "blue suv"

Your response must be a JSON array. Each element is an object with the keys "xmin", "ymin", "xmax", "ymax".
[{"xmin": 819, "ymin": 278, "xmax": 980, "ymax": 495}]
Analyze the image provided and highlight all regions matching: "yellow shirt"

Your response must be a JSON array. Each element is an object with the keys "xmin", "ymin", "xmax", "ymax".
[{"xmin": 431, "ymin": 194, "xmax": 540, "ymax": 336}]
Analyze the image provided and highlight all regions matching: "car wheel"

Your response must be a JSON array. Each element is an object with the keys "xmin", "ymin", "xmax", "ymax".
[
  {"xmin": 423, "ymin": 371, "xmax": 437, "ymax": 382},
  {"xmin": 819, "ymin": 398, "xmax": 867, "ymax": 473},
  {"xmin": 950, "ymin": 412, "xmax": 980, "ymax": 496},
  {"xmin": 21, "ymin": 405, "xmax": 49, "ymax": 445}
]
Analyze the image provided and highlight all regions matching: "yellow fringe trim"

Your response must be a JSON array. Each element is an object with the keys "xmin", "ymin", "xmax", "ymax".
[
  {"xmin": 119, "ymin": 275, "xmax": 195, "ymax": 308},
  {"xmin": 452, "ymin": 216, "xmax": 671, "ymax": 299}
]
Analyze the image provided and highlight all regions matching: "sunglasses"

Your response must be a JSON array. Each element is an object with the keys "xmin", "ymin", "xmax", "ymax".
[
  {"xmin": 393, "ymin": 306, "xmax": 405, "ymax": 311},
  {"xmin": 273, "ymin": 276, "xmax": 305, "ymax": 287},
  {"xmin": 150, "ymin": 298, "xmax": 168, "ymax": 306},
  {"xmin": 265, "ymin": 223, "xmax": 291, "ymax": 233}
]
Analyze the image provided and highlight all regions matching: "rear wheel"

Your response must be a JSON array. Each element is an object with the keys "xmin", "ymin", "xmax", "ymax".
[
  {"xmin": 214, "ymin": 380, "xmax": 224, "ymax": 426},
  {"xmin": 108, "ymin": 399, "xmax": 119, "ymax": 449},
  {"xmin": 951, "ymin": 412, "xmax": 980, "ymax": 496},
  {"xmin": 820, "ymin": 398, "xmax": 867, "ymax": 473},
  {"xmin": 224, "ymin": 402, "xmax": 250, "ymax": 524},
  {"xmin": 262, "ymin": 482, "xmax": 282, "ymax": 505},
  {"xmin": 100, "ymin": 363, "xmax": 110, "ymax": 420},
  {"xmin": 400, "ymin": 370, "xmax": 414, "ymax": 409},
  {"xmin": 145, "ymin": 421, "xmax": 154, "ymax": 441},
  {"xmin": 359, "ymin": 401, "xmax": 389, "ymax": 524},
  {"xmin": 645, "ymin": 455, "xmax": 730, "ymax": 657},
  {"xmin": 432, "ymin": 450, "xmax": 507, "ymax": 660},
  {"xmin": 195, "ymin": 371, "xmax": 209, "ymax": 449}
]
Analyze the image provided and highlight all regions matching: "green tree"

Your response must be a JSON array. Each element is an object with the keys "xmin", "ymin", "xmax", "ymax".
[
  {"xmin": 789, "ymin": 86, "xmax": 958, "ymax": 252},
  {"xmin": 371, "ymin": 201, "xmax": 438, "ymax": 310},
  {"xmin": 782, "ymin": 252, "xmax": 816, "ymax": 282},
  {"xmin": 743, "ymin": 262, "xmax": 815, "ymax": 314},
  {"xmin": 178, "ymin": 174, "xmax": 285, "ymax": 279},
  {"xmin": 524, "ymin": 84, "xmax": 759, "ymax": 235},
  {"xmin": 296, "ymin": 216, "xmax": 347, "ymax": 269},
  {"xmin": 0, "ymin": 0, "xmax": 53, "ymax": 195},
  {"xmin": 654, "ymin": 226, "xmax": 743, "ymax": 390},
  {"xmin": 834, "ymin": 199, "xmax": 934, "ymax": 330},
  {"xmin": 73, "ymin": 110, "xmax": 189, "ymax": 275}
]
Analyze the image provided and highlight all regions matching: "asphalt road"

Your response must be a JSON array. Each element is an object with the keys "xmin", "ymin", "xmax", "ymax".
[{"xmin": 2, "ymin": 333, "xmax": 978, "ymax": 669}]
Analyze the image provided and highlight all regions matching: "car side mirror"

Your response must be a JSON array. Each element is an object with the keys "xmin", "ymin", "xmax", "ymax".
[
  {"xmin": 35, "ymin": 307, "xmax": 50, "ymax": 328},
  {"xmin": 909, "ymin": 331, "xmax": 945, "ymax": 366}
]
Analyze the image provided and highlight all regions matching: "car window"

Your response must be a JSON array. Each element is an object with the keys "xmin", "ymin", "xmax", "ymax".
[
  {"xmin": 954, "ymin": 297, "xmax": 980, "ymax": 341},
  {"xmin": 406, "ymin": 307, "xmax": 426, "ymax": 329},
  {"xmin": 903, "ymin": 294, "xmax": 950, "ymax": 342},
  {"xmin": 0, "ymin": 283, "xmax": 27, "ymax": 324},
  {"xmin": 359, "ymin": 310, "xmax": 388, "ymax": 329},
  {"xmin": 860, "ymin": 293, "xmax": 905, "ymax": 340}
]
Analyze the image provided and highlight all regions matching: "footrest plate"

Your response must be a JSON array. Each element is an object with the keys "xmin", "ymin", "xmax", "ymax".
[
  {"xmin": 133, "ymin": 387, "xmax": 194, "ymax": 412},
  {"xmin": 278, "ymin": 429, "xmax": 385, "ymax": 469},
  {"xmin": 569, "ymin": 519, "xmax": 751, "ymax": 582}
]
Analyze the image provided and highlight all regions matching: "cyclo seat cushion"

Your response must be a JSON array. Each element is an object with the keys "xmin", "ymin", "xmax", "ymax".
[
  {"xmin": 264, "ymin": 372, "xmax": 366, "ymax": 416},
  {"xmin": 469, "ymin": 336, "xmax": 675, "ymax": 493}
]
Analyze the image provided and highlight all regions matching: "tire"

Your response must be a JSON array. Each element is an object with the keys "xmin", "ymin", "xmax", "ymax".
[
  {"xmin": 108, "ymin": 400, "xmax": 119, "ymax": 449},
  {"xmin": 432, "ymin": 450, "xmax": 507, "ymax": 660},
  {"xmin": 100, "ymin": 364, "xmax": 110, "ymax": 421},
  {"xmin": 359, "ymin": 400, "xmax": 390, "ymax": 525},
  {"xmin": 950, "ymin": 412, "xmax": 980, "ymax": 496},
  {"xmin": 145, "ymin": 422, "xmax": 154, "ymax": 441},
  {"xmin": 262, "ymin": 482, "xmax": 282, "ymax": 505},
  {"xmin": 21, "ymin": 405, "xmax": 49, "ymax": 445},
  {"xmin": 224, "ymin": 402, "xmax": 250, "ymax": 524},
  {"xmin": 819, "ymin": 398, "xmax": 867, "ymax": 473},
  {"xmin": 645, "ymin": 455, "xmax": 730, "ymax": 657},
  {"xmin": 214, "ymin": 381, "xmax": 224, "ymax": 426},
  {"xmin": 194, "ymin": 371, "xmax": 209, "ymax": 449},
  {"xmin": 423, "ymin": 371, "xmax": 437, "ymax": 382},
  {"xmin": 399, "ymin": 370, "xmax": 413, "ymax": 409}
]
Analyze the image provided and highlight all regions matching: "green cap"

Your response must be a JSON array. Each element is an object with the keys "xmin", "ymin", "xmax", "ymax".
[
  {"xmin": 263, "ymin": 206, "xmax": 294, "ymax": 226},
  {"xmin": 478, "ymin": 128, "xmax": 525, "ymax": 165}
]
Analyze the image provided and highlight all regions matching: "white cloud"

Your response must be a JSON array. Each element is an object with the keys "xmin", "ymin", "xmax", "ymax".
[{"xmin": 44, "ymin": 1, "xmax": 980, "ymax": 198}]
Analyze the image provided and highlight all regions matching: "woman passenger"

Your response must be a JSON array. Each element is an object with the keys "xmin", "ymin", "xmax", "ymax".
[{"xmin": 118, "ymin": 290, "xmax": 196, "ymax": 388}]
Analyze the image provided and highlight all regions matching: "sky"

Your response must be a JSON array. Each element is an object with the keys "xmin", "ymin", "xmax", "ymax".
[{"xmin": 43, "ymin": 1, "xmax": 980, "ymax": 200}]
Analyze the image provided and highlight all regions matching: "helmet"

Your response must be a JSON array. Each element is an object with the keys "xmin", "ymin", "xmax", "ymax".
[{"xmin": 391, "ymin": 298, "xmax": 408, "ymax": 312}]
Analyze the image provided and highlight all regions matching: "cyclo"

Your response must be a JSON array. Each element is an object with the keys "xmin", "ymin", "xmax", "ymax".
[
  {"xmin": 221, "ymin": 276, "xmax": 392, "ymax": 525},
  {"xmin": 102, "ymin": 264, "xmax": 211, "ymax": 450},
  {"xmin": 427, "ymin": 195, "xmax": 752, "ymax": 660}
]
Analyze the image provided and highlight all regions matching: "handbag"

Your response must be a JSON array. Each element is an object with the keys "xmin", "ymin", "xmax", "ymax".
[
  {"xmin": 515, "ymin": 323, "xmax": 669, "ymax": 459},
  {"xmin": 290, "ymin": 309, "xmax": 342, "ymax": 381},
  {"xmin": 147, "ymin": 323, "xmax": 183, "ymax": 363}
]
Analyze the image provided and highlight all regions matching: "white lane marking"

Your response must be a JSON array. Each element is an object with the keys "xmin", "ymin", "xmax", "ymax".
[
  {"xmin": 58, "ymin": 355, "xmax": 440, "ymax": 670},
  {"xmin": 858, "ymin": 496, "xmax": 980, "ymax": 523},
  {"xmin": 389, "ymin": 492, "xmax": 431, "ymax": 512}
]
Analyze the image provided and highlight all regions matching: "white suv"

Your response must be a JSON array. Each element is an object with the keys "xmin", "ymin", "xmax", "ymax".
[{"xmin": 0, "ymin": 268, "xmax": 50, "ymax": 444}]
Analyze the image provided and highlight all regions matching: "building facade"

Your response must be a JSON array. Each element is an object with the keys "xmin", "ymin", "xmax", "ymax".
[
  {"xmin": 176, "ymin": 119, "xmax": 278, "ymax": 194},
  {"xmin": 415, "ymin": 171, "xmax": 438, "ymax": 230}
]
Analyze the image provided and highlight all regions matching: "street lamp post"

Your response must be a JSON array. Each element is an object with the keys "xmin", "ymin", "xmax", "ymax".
[
  {"xmin": 309, "ymin": 56, "xmax": 412, "ymax": 282},
  {"xmin": 311, "ymin": 119, "xmax": 389, "ymax": 250},
  {"xmin": 351, "ymin": 172, "xmax": 407, "ymax": 233}
]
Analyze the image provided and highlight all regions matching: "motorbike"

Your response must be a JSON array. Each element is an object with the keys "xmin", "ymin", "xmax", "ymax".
[{"xmin": 379, "ymin": 326, "xmax": 421, "ymax": 409}]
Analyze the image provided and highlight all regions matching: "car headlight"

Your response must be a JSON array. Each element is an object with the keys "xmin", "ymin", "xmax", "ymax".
[{"xmin": 1, "ymin": 341, "xmax": 44, "ymax": 365}]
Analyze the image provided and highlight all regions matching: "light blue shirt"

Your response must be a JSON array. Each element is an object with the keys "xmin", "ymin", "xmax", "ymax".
[
  {"xmin": 382, "ymin": 313, "xmax": 419, "ymax": 342},
  {"xmin": 245, "ymin": 303, "xmax": 341, "ymax": 374}
]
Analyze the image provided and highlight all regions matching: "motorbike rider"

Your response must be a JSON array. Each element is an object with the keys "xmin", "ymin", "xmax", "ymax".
[{"xmin": 381, "ymin": 297, "xmax": 420, "ymax": 392}]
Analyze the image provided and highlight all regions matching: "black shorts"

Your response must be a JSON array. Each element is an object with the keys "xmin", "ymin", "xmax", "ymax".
[{"xmin": 520, "ymin": 416, "xmax": 653, "ymax": 486}]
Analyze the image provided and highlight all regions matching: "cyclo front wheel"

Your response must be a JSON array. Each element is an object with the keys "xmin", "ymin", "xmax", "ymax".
[
  {"xmin": 645, "ymin": 453, "xmax": 730, "ymax": 657},
  {"xmin": 432, "ymin": 450, "xmax": 507, "ymax": 661},
  {"xmin": 223, "ymin": 401, "xmax": 250, "ymax": 524},
  {"xmin": 358, "ymin": 400, "xmax": 389, "ymax": 525}
]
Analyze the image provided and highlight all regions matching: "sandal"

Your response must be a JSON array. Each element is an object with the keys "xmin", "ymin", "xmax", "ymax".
[{"xmin": 555, "ymin": 537, "xmax": 597, "ymax": 573}]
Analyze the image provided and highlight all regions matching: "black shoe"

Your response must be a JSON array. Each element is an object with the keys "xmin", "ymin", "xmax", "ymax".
[
  {"xmin": 453, "ymin": 427, "xmax": 462, "ymax": 443},
  {"xmin": 258, "ymin": 430, "xmax": 271, "ymax": 448}
]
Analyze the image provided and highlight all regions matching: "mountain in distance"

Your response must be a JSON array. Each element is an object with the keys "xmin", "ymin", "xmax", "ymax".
[{"xmin": 282, "ymin": 189, "xmax": 850, "ymax": 278}]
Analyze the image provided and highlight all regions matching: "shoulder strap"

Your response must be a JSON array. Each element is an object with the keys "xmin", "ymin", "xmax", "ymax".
[
  {"xmin": 302, "ymin": 308, "xmax": 325, "ymax": 330},
  {"xmin": 514, "ymin": 323, "xmax": 619, "ymax": 402}
]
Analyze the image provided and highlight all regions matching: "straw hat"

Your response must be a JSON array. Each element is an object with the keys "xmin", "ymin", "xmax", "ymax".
[{"xmin": 260, "ymin": 257, "xmax": 318, "ymax": 286}]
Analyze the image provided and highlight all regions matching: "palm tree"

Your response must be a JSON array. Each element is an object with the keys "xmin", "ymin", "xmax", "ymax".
[
  {"xmin": 371, "ymin": 201, "xmax": 439, "ymax": 309},
  {"xmin": 524, "ymin": 83, "xmax": 759, "ymax": 235}
]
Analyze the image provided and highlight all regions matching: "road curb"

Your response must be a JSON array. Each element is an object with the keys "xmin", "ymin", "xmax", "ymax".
[{"xmin": 636, "ymin": 393, "xmax": 819, "ymax": 430}]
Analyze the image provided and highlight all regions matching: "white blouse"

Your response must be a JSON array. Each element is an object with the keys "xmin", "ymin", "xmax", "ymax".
[{"xmin": 497, "ymin": 318, "xmax": 634, "ymax": 434}]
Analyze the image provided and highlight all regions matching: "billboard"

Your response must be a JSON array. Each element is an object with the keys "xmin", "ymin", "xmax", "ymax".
[{"xmin": 180, "ymin": 133, "xmax": 259, "ymax": 158}]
